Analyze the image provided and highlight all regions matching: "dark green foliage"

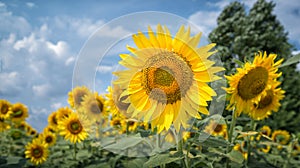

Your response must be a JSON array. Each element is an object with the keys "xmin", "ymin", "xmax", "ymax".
[{"xmin": 209, "ymin": 0, "xmax": 300, "ymax": 133}]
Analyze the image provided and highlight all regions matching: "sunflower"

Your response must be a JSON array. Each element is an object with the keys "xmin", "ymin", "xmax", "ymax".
[
  {"xmin": 25, "ymin": 139, "xmax": 49, "ymax": 165},
  {"xmin": 233, "ymin": 141, "xmax": 248, "ymax": 160},
  {"xmin": 110, "ymin": 114, "xmax": 126, "ymax": 129},
  {"xmin": 204, "ymin": 120, "xmax": 227, "ymax": 139},
  {"xmin": 249, "ymin": 81, "xmax": 284, "ymax": 120},
  {"xmin": 126, "ymin": 119, "xmax": 138, "ymax": 132},
  {"xmin": 81, "ymin": 92, "xmax": 107, "ymax": 122},
  {"xmin": 113, "ymin": 24, "xmax": 223, "ymax": 133},
  {"xmin": 47, "ymin": 111, "xmax": 58, "ymax": 131},
  {"xmin": 68, "ymin": 86, "xmax": 91, "ymax": 108},
  {"xmin": 0, "ymin": 100, "xmax": 12, "ymax": 120},
  {"xmin": 43, "ymin": 125, "xmax": 56, "ymax": 133},
  {"xmin": 256, "ymin": 125, "xmax": 271, "ymax": 141},
  {"xmin": 58, "ymin": 112, "xmax": 89, "ymax": 143},
  {"xmin": 0, "ymin": 118, "xmax": 10, "ymax": 132},
  {"xmin": 258, "ymin": 144, "xmax": 271, "ymax": 153},
  {"xmin": 17, "ymin": 121, "xmax": 31, "ymax": 131},
  {"xmin": 27, "ymin": 126, "xmax": 38, "ymax": 137},
  {"xmin": 225, "ymin": 52, "xmax": 283, "ymax": 117},
  {"xmin": 39, "ymin": 130, "xmax": 56, "ymax": 147},
  {"xmin": 105, "ymin": 85, "xmax": 130, "ymax": 117},
  {"xmin": 11, "ymin": 103, "xmax": 29, "ymax": 123},
  {"xmin": 272, "ymin": 130, "xmax": 290, "ymax": 149},
  {"xmin": 56, "ymin": 107, "xmax": 73, "ymax": 121}
]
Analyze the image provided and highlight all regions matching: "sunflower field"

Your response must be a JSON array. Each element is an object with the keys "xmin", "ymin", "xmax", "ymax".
[{"xmin": 1, "ymin": 0, "xmax": 300, "ymax": 168}]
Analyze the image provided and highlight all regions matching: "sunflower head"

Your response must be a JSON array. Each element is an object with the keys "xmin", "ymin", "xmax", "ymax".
[
  {"xmin": 113, "ymin": 24, "xmax": 223, "ymax": 133},
  {"xmin": 258, "ymin": 144, "xmax": 271, "ymax": 153},
  {"xmin": 11, "ymin": 103, "xmax": 29, "ymax": 123},
  {"xmin": 47, "ymin": 111, "xmax": 58, "ymax": 131},
  {"xmin": 0, "ymin": 118, "xmax": 10, "ymax": 132},
  {"xmin": 58, "ymin": 112, "xmax": 89, "ymax": 143},
  {"xmin": 272, "ymin": 130, "xmax": 290, "ymax": 146},
  {"xmin": 0, "ymin": 100, "xmax": 12, "ymax": 120},
  {"xmin": 204, "ymin": 120, "xmax": 227, "ymax": 139},
  {"xmin": 250, "ymin": 81, "xmax": 285, "ymax": 120},
  {"xmin": 106, "ymin": 85, "xmax": 130, "ymax": 117},
  {"xmin": 56, "ymin": 107, "xmax": 73, "ymax": 121},
  {"xmin": 225, "ymin": 52, "xmax": 283, "ymax": 117},
  {"xmin": 81, "ymin": 92, "xmax": 107, "ymax": 122},
  {"xmin": 68, "ymin": 86, "xmax": 91, "ymax": 108},
  {"xmin": 25, "ymin": 139, "xmax": 49, "ymax": 165},
  {"xmin": 39, "ymin": 130, "xmax": 56, "ymax": 147}
]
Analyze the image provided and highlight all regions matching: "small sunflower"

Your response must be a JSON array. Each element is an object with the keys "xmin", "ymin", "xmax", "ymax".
[
  {"xmin": 225, "ymin": 52, "xmax": 283, "ymax": 117},
  {"xmin": 272, "ymin": 130, "xmax": 290, "ymax": 149},
  {"xmin": 58, "ymin": 112, "xmax": 89, "ymax": 143},
  {"xmin": 47, "ymin": 111, "xmax": 58, "ymax": 131},
  {"xmin": 126, "ymin": 119, "xmax": 138, "ymax": 132},
  {"xmin": 68, "ymin": 86, "xmax": 91, "ymax": 108},
  {"xmin": 249, "ymin": 81, "xmax": 285, "ymax": 120},
  {"xmin": 0, "ymin": 100, "xmax": 12, "ymax": 120},
  {"xmin": 204, "ymin": 120, "xmax": 227, "ymax": 139},
  {"xmin": 0, "ymin": 119, "xmax": 10, "ymax": 132},
  {"xmin": 11, "ymin": 103, "xmax": 29, "ymax": 123},
  {"xmin": 256, "ymin": 125, "xmax": 271, "ymax": 141},
  {"xmin": 39, "ymin": 130, "xmax": 56, "ymax": 147},
  {"xmin": 105, "ymin": 85, "xmax": 129, "ymax": 116},
  {"xmin": 17, "ymin": 121, "xmax": 31, "ymax": 131},
  {"xmin": 258, "ymin": 144, "xmax": 271, "ymax": 153},
  {"xmin": 27, "ymin": 126, "xmax": 38, "ymax": 137},
  {"xmin": 81, "ymin": 92, "xmax": 107, "ymax": 122},
  {"xmin": 56, "ymin": 107, "xmax": 73, "ymax": 121},
  {"xmin": 25, "ymin": 139, "xmax": 49, "ymax": 165},
  {"xmin": 110, "ymin": 114, "xmax": 126, "ymax": 128},
  {"xmin": 43, "ymin": 125, "xmax": 56, "ymax": 133},
  {"xmin": 233, "ymin": 141, "xmax": 248, "ymax": 160},
  {"xmin": 113, "ymin": 24, "xmax": 223, "ymax": 133}
]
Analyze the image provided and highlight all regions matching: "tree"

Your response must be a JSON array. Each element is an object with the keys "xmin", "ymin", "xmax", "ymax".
[{"xmin": 209, "ymin": 0, "xmax": 300, "ymax": 133}]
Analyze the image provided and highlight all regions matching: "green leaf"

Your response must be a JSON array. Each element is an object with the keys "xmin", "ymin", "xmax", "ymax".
[
  {"xmin": 194, "ymin": 132, "xmax": 232, "ymax": 148},
  {"xmin": 103, "ymin": 136, "xmax": 144, "ymax": 151},
  {"xmin": 143, "ymin": 153, "xmax": 183, "ymax": 168},
  {"xmin": 76, "ymin": 149, "xmax": 92, "ymax": 159},
  {"xmin": 5, "ymin": 156, "xmax": 23, "ymax": 164},
  {"xmin": 226, "ymin": 150, "xmax": 244, "ymax": 164},
  {"xmin": 122, "ymin": 158, "xmax": 148, "ymax": 168},
  {"xmin": 280, "ymin": 53, "xmax": 300, "ymax": 68},
  {"xmin": 233, "ymin": 59, "xmax": 244, "ymax": 67}
]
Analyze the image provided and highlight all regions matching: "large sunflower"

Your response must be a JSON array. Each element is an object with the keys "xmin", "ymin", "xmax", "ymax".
[
  {"xmin": 68, "ymin": 86, "xmax": 91, "ymax": 108},
  {"xmin": 113, "ymin": 25, "xmax": 223, "ymax": 133},
  {"xmin": 81, "ymin": 92, "xmax": 107, "ymax": 122},
  {"xmin": 225, "ymin": 52, "xmax": 283, "ymax": 117},
  {"xmin": 0, "ymin": 100, "xmax": 12, "ymax": 120},
  {"xmin": 249, "ymin": 81, "xmax": 284, "ymax": 120},
  {"xmin": 11, "ymin": 103, "xmax": 29, "ymax": 123},
  {"xmin": 25, "ymin": 139, "xmax": 49, "ymax": 165},
  {"xmin": 58, "ymin": 112, "xmax": 89, "ymax": 143}
]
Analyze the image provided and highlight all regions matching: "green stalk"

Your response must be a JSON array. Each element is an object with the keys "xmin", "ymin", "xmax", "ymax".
[
  {"xmin": 246, "ymin": 119, "xmax": 255, "ymax": 166},
  {"xmin": 177, "ymin": 130, "xmax": 188, "ymax": 168},
  {"xmin": 74, "ymin": 143, "xmax": 77, "ymax": 161},
  {"xmin": 226, "ymin": 110, "xmax": 237, "ymax": 168}
]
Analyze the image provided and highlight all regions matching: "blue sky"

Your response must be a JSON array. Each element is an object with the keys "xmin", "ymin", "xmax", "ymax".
[{"xmin": 1, "ymin": 0, "xmax": 300, "ymax": 131}]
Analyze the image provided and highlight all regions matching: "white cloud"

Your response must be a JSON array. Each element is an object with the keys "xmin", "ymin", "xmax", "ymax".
[
  {"xmin": 274, "ymin": 0, "xmax": 300, "ymax": 47},
  {"xmin": 32, "ymin": 84, "xmax": 52, "ymax": 98},
  {"xmin": 0, "ymin": 2, "xmax": 31, "ymax": 36},
  {"xmin": 51, "ymin": 102, "xmax": 63, "ymax": 110},
  {"xmin": 0, "ymin": 71, "xmax": 22, "ymax": 96},
  {"xmin": 26, "ymin": 2, "xmax": 35, "ymax": 8},
  {"xmin": 188, "ymin": 11, "xmax": 220, "ymax": 36},
  {"xmin": 96, "ymin": 64, "xmax": 119, "ymax": 73}
]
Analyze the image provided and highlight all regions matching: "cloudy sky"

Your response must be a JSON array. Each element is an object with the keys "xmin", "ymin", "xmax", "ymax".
[{"xmin": 1, "ymin": 0, "xmax": 299, "ymax": 131}]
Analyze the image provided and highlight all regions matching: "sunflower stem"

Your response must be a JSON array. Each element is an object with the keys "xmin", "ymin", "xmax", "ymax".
[
  {"xmin": 226, "ymin": 110, "xmax": 237, "ymax": 168},
  {"xmin": 246, "ymin": 119, "xmax": 255, "ymax": 166},
  {"xmin": 177, "ymin": 130, "xmax": 188, "ymax": 168},
  {"xmin": 74, "ymin": 143, "xmax": 77, "ymax": 161}
]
